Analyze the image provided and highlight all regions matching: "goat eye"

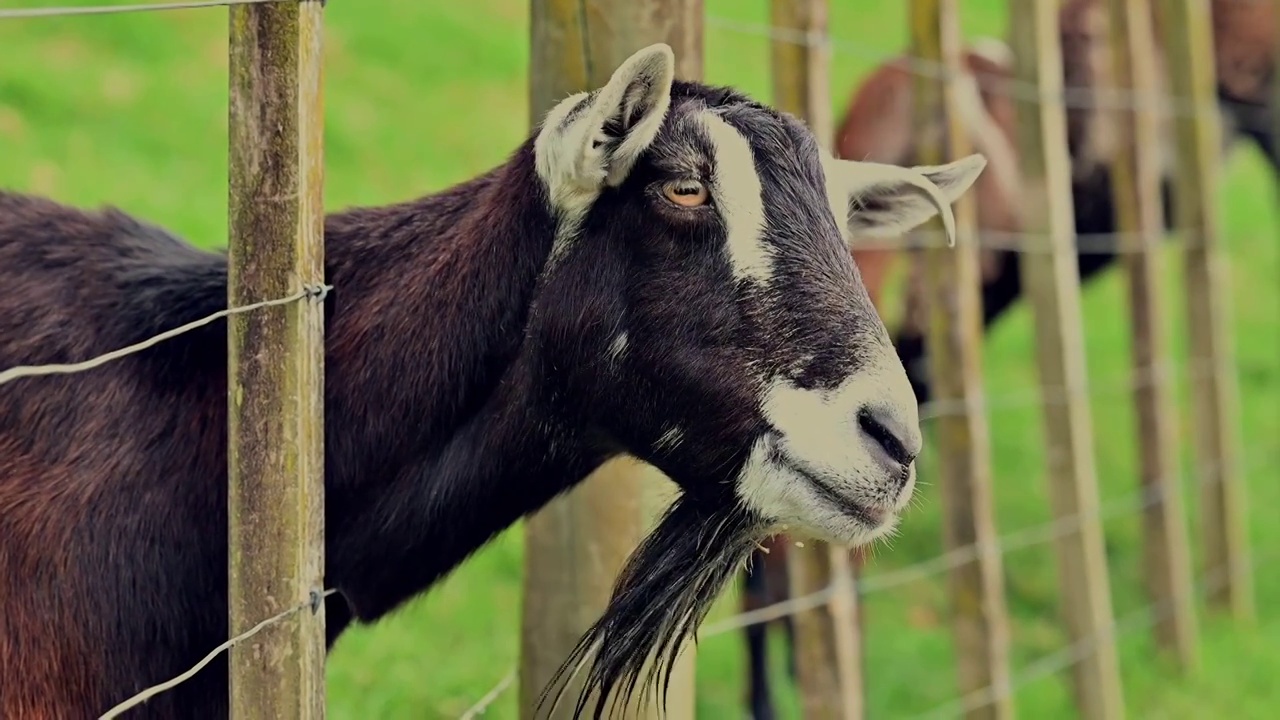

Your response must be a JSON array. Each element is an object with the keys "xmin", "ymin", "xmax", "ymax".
[{"xmin": 661, "ymin": 180, "xmax": 709, "ymax": 208}]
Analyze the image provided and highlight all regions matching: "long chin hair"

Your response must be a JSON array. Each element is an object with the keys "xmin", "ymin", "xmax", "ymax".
[{"xmin": 536, "ymin": 492, "xmax": 765, "ymax": 719}]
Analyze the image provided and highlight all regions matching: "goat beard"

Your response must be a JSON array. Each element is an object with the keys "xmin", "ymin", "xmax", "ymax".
[{"xmin": 536, "ymin": 492, "xmax": 765, "ymax": 720}]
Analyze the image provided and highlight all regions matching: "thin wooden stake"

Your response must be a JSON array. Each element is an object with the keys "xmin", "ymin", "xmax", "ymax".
[
  {"xmin": 908, "ymin": 1, "xmax": 1013, "ymax": 718},
  {"xmin": 227, "ymin": 0, "xmax": 327, "ymax": 717},
  {"xmin": 519, "ymin": 1, "xmax": 703, "ymax": 718},
  {"xmin": 1104, "ymin": 0, "xmax": 1199, "ymax": 669},
  {"xmin": 769, "ymin": 1, "xmax": 864, "ymax": 718},
  {"xmin": 1155, "ymin": 0, "xmax": 1255, "ymax": 624},
  {"xmin": 1007, "ymin": 1, "xmax": 1125, "ymax": 718}
]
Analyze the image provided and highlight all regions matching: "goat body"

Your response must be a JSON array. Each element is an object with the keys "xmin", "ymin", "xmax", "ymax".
[{"xmin": 0, "ymin": 44, "xmax": 989, "ymax": 719}]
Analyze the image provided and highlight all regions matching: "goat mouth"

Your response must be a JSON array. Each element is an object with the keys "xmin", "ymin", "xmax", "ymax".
[{"xmin": 774, "ymin": 452, "xmax": 888, "ymax": 528}]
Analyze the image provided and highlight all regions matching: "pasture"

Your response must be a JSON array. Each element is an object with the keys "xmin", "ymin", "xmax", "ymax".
[{"xmin": 0, "ymin": 0, "xmax": 1276, "ymax": 717}]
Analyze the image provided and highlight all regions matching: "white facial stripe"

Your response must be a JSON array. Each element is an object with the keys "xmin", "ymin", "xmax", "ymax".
[{"xmin": 697, "ymin": 111, "xmax": 772, "ymax": 283}]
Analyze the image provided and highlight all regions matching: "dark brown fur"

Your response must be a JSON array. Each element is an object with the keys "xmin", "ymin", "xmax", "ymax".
[
  {"xmin": 0, "ymin": 148, "xmax": 571, "ymax": 717},
  {"xmin": 0, "ymin": 47, "xmax": 964, "ymax": 715}
]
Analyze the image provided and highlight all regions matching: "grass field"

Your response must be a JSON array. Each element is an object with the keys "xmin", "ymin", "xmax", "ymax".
[{"xmin": 1, "ymin": 0, "xmax": 1277, "ymax": 717}]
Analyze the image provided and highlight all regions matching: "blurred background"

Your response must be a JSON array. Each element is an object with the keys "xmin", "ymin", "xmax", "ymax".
[{"xmin": 1, "ymin": 0, "xmax": 1276, "ymax": 718}]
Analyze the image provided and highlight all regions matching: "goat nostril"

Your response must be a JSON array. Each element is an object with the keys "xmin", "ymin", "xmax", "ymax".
[{"xmin": 857, "ymin": 407, "xmax": 921, "ymax": 467}]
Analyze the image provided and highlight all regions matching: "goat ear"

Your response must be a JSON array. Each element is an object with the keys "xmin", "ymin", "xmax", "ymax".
[
  {"xmin": 535, "ymin": 43, "xmax": 676, "ymax": 199},
  {"xmin": 827, "ymin": 153, "xmax": 987, "ymax": 246}
]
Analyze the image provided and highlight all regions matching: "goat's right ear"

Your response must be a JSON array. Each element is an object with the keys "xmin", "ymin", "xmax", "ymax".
[
  {"xmin": 824, "ymin": 153, "xmax": 987, "ymax": 247},
  {"xmin": 534, "ymin": 43, "xmax": 676, "ymax": 205}
]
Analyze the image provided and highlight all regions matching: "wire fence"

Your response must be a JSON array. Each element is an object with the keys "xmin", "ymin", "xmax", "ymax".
[
  {"xmin": 0, "ymin": 281, "xmax": 1227, "ymax": 719},
  {"xmin": 0, "ymin": 275, "xmax": 332, "ymax": 719},
  {"xmin": 0, "ymin": 0, "xmax": 293, "ymax": 20},
  {"xmin": 704, "ymin": 12, "xmax": 1275, "ymax": 128},
  {"xmin": 459, "ymin": 669, "xmax": 518, "ymax": 720},
  {"xmin": 850, "ymin": 228, "xmax": 1193, "ymax": 253},
  {"xmin": 0, "ymin": 3, "xmax": 1260, "ymax": 121},
  {"xmin": 918, "ymin": 356, "xmax": 1198, "ymax": 422},
  {"xmin": 0, "ymin": 285, "xmax": 330, "ymax": 387},
  {"xmin": 3, "ymin": 1, "xmax": 1275, "ymax": 719},
  {"xmin": 909, "ymin": 559, "xmax": 1246, "ymax": 720},
  {"xmin": 700, "ymin": 447, "xmax": 1265, "ymax": 639},
  {"xmin": 695, "ymin": 5, "xmax": 1276, "ymax": 719},
  {"xmin": 2, "ymin": 4, "xmax": 334, "ymax": 720},
  {"xmin": 0, "ymin": 284, "xmax": 1244, "ymax": 717},
  {"xmin": 98, "ymin": 588, "xmax": 339, "ymax": 719}
]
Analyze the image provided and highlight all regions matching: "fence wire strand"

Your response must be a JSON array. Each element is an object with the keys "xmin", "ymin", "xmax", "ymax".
[
  {"xmin": 703, "ymin": 497, "xmax": 1270, "ymax": 718},
  {"xmin": 701, "ymin": 446, "xmax": 1268, "ymax": 638},
  {"xmin": 918, "ymin": 356, "xmax": 1196, "ymax": 422},
  {"xmin": 690, "ymin": 16, "xmax": 1274, "ymax": 712},
  {"xmin": 704, "ymin": 11, "xmax": 1266, "ymax": 253},
  {"xmin": 8, "ymin": 2, "xmax": 332, "ymax": 719},
  {"xmin": 98, "ymin": 588, "xmax": 338, "ymax": 719},
  {"xmin": 852, "ymin": 228, "xmax": 1185, "ymax": 254},
  {"xmin": 908, "ymin": 559, "xmax": 1244, "ymax": 720},
  {"xmin": 2, "ymin": 282, "xmax": 333, "ymax": 715},
  {"xmin": 703, "ymin": 14, "xmax": 1267, "ymax": 128},
  {"xmin": 0, "ymin": 284, "xmax": 330, "ymax": 387},
  {"xmin": 2, "ymin": 3, "xmax": 1272, "ymax": 719},
  {"xmin": 0, "ymin": 0, "xmax": 288, "ymax": 20},
  {"xmin": 458, "ymin": 668, "xmax": 517, "ymax": 720}
]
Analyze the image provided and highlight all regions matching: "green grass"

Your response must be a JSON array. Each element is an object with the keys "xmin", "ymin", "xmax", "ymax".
[{"xmin": 1, "ymin": 0, "xmax": 1277, "ymax": 718}]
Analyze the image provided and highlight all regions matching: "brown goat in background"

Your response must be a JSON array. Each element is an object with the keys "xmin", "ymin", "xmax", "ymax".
[{"xmin": 0, "ymin": 43, "xmax": 989, "ymax": 719}]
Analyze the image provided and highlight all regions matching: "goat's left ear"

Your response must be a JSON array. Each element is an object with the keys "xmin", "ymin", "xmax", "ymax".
[
  {"xmin": 825, "ymin": 153, "xmax": 988, "ymax": 247},
  {"xmin": 534, "ymin": 43, "xmax": 676, "ymax": 202}
]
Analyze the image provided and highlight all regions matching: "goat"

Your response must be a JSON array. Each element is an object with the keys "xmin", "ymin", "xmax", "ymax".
[
  {"xmin": 739, "ymin": 0, "xmax": 1277, "ymax": 716},
  {"xmin": 845, "ymin": 0, "xmax": 1277, "ymax": 403},
  {"xmin": 0, "ymin": 43, "xmax": 987, "ymax": 719}
]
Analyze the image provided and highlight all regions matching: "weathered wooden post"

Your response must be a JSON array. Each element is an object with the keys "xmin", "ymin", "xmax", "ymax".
[
  {"xmin": 909, "ymin": 2, "xmax": 1012, "ymax": 718},
  {"xmin": 768, "ymin": 1, "xmax": 865, "ymax": 717},
  {"xmin": 1007, "ymin": 0, "xmax": 1125, "ymax": 717},
  {"xmin": 1104, "ymin": 0, "xmax": 1198, "ymax": 668},
  {"xmin": 1156, "ymin": 0, "xmax": 1255, "ymax": 624},
  {"xmin": 519, "ymin": 1, "xmax": 703, "ymax": 718},
  {"xmin": 227, "ymin": 0, "xmax": 327, "ymax": 717}
]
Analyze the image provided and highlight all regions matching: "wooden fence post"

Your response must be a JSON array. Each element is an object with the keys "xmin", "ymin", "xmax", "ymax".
[
  {"xmin": 227, "ymin": 0, "xmax": 327, "ymax": 717},
  {"xmin": 1006, "ymin": 2, "xmax": 1125, "ymax": 718},
  {"xmin": 519, "ymin": 1, "xmax": 703, "ymax": 718},
  {"xmin": 768, "ymin": 1, "xmax": 865, "ymax": 717},
  {"xmin": 908, "ymin": 2, "xmax": 1013, "ymax": 718},
  {"xmin": 1103, "ymin": 0, "xmax": 1199, "ymax": 669},
  {"xmin": 1155, "ymin": 0, "xmax": 1255, "ymax": 624}
]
